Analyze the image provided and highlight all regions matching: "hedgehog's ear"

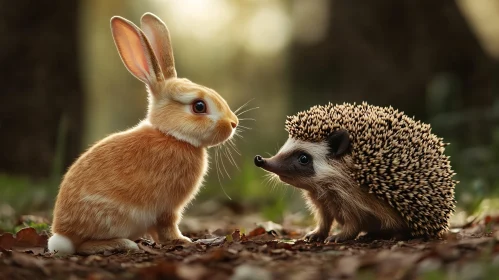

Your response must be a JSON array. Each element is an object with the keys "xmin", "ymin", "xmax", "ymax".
[{"xmin": 327, "ymin": 129, "xmax": 350, "ymax": 157}]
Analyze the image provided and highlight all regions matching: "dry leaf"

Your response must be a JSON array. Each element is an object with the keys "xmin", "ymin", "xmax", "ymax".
[
  {"xmin": 10, "ymin": 251, "xmax": 50, "ymax": 276},
  {"xmin": 231, "ymin": 229, "xmax": 241, "ymax": 242},
  {"xmin": 195, "ymin": 236, "xmax": 226, "ymax": 246},
  {"xmin": 138, "ymin": 243, "xmax": 163, "ymax": 255},
  {"xmin": 136, "ymin": 261, "xmax": 179, "ymax": 279},
  {"xmin": 248, "ymin": 226, "xmax": 266, "ymax": 237},
  {"xmin": 0, "ymin": 233, "xmax": 15, "ymax": 250},
  {"xmin": 16, "ymin": 227, "xmax": 46, "ymax": 247}
]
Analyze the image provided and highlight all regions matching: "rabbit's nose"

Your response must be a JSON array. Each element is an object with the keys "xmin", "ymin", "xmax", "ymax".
[{"xmin": 231, "ymin": 122, "xmax": 237, "ymax": 129}]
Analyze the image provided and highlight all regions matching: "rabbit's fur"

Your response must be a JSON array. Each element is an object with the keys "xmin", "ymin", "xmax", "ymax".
[{"xmin": 48, "ymin": 13, "xmax": 238, "ymax": 255}]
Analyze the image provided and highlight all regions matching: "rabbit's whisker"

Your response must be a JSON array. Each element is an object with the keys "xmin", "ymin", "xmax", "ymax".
[
  {"xmin": 236, "ymin": 107, "xmax": 259, "ymax": 117},
  {"xmin": 214, "ymin": 145, "xmax": 223, "ymax": 180},
  {"xmin": 218, "ymin": 146, "xmax": 231, "ymax": 179},
  {"xmin": 237, "ymin": 125, "xmax": 252, "ymax": 131},
  {"xmin": 215, "ymin": 146, "xmax": 233, "ymax": 200},
  {"xmin": 233, "ymin": 132, "xmax": 244, "ymax": 140},
  {"xmin": 227, "ymin": 139, "xmax": 241, "ymax": 155},
  {"xmin": 234, "ymin": 130, "xmax": 247, "ymax": 142},
  {"xmin": 234, "ymin": 98, "xmax": 255, "ymax": 115},
  {"xmin": 224, "ymin": 145, "xmax": 239, "ymax": 170}
]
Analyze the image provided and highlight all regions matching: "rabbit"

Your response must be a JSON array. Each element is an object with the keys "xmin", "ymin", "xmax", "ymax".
[{"xmin": 47, "ymin": 12, "xmax": 239, "ymax": 255}]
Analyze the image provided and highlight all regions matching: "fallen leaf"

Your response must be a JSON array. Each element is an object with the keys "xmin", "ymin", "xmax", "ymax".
[
  {"xmin": 186, "ymin": 247, "xmax": 233, "ymax": 264},
  {"xmin": 249, "ymin": 233, "xmax": 276, "ymax": 242},
  {"xmin": 457, "ymin": 237, "xmax": 494, "ymax": 249},
  {"xmin": 212, "ymin": 228, "xmax": 231, "ymax": 236},
  {"xmin": 0, "ymin": 216, "xmax": 496, "ymax": 279},
  {"xmin": 195, "ymin": 236, "xmax": 226, "ymax": 246},
  {"xmin": 257, "ymin": 221, "xmax": 283, "ymax": 233},
  {"xmin": 228, "ymin": 243, "xmax": 245, "ymax": 252},
  {"xmin": 334, "ymin": 255, "xmax": 360, "ymax": 278},
  {"xmin": 433, "ymin": 244, "xmax": 460, "ymax": 262},
  {"xmin": 275, "ymin": 242, "xmax": 293, "ymax": 250},
  {"xmin": 231, "ymin": 229, "xmax": 241, "ymax": 242},
  {"xmin": 374, "ymin": 251, "xmax": 423, "ymax": 279},
  {"xmin": 248, "ymin": 226, "xmax": 266, "ymax": 237},
  {"xmin": 177, "ymin": 264, "xmax": 210, "ymax": 280},
  {"xmin": 240, "ymin": 234, "xmax": 249, "ymax": 242},
  {"xmin": 232, "ymin": 264, "xmax": 272, "ymax": 280},
  {"xmin": 204, "ymin": 247, "xmax": 229, "ymax": 262},
  {"xmin": 136, "ymin": 261, "xmax": 180, "ymax": 279},
  {"xmin": 138, "ymin": 243, "xmax": 164, "ymax": 255},
  {"xmin": 16, "ymin": 247, "xmax": 46, "ymax": 255},
  {"xmin": 9, "ymin": 251, "xmax": 50, "ymax": 276},
  {"xmin": 15, "ymin": 227, "xmax": 47, "ymax": 247},
  {"xmin": 0, "ymin": 233, "xmax": 15, "ymax": 250}
]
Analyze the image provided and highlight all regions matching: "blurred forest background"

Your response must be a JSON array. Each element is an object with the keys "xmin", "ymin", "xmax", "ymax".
[{"xmin": 0, "ymin": 0, "xmax": 498, "ymax": 231}]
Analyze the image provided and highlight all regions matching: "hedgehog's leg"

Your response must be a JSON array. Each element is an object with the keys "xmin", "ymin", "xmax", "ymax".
[
  {"xmin": 325, "ymin": 224, "xmax": 361, "ymax": 243},
  {"xmin": 304, "ymin": 203, "xmax": 334, "ymax": 242}
]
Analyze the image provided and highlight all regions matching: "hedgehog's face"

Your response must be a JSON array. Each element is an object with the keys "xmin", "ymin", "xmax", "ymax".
[{"xmin": 254, "ymin": 130, "xmax": 351, "ymax": 190}]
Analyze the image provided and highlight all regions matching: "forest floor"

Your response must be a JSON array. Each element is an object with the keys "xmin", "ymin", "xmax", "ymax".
[{"xmin": 1, "ymin": 213, "xmax": 499, "ymax": 280}]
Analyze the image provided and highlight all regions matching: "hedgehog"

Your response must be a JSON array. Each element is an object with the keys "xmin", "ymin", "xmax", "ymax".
[{"xmin": 254, "ymin": 102, "xmax": 457, "ymax": 243}]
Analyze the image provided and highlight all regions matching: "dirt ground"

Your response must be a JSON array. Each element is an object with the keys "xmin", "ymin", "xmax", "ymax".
[{"xmin": 1, "ymin": 215, "xmax": 499, "ymax": 280}]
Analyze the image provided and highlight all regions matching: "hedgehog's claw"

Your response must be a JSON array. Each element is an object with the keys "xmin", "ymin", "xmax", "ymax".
[
  {"xmin": 325, "ymin": 233, "xmax": 356, "ymax": 244},
  {"xmin": 304, "ymin": 231, "xmax": 328, "ymax": 243},
  {"xmin": 324, "ymin": 235, "xmax": 344, "ymax": 244}
]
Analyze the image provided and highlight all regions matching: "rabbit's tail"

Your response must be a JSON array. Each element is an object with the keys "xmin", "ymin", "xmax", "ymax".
[{"xmin": 48, "ymin": 233, "xmax": 75, "ymax": 255}]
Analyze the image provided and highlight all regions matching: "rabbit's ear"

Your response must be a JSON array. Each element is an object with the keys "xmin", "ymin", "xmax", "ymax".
[
  {"xmin": 140, "ymin": 13, "xmax": 177, "ymax": 80},
  {"xmin": 110, "ymin": 16, "xmax": 164, "ymax": 84}
]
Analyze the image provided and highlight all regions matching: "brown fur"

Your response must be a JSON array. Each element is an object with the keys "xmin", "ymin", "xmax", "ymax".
[
  {"xmin": 48, "ymin": 13, "xmax": 237, "ymax": 255},
  {"xmin": 285, "ymin": 103, "xmax": 457, "ymax": 238},
  {"xmin": 304, "ymin": 155, "xmax": 409, "ymax": 242},
  {"xmin": 257, "ymin": 139, "xmax": 409, "ymax": 243},
  {"xmin": 51, "ymin": 126, "xmax": 207, "ymax": 250},
  {"xmin": 149, "ymin": 79, "xmax": 236, "ymax": 146}
]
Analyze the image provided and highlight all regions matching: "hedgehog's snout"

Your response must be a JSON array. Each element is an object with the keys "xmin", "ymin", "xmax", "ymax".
[
  {"xmin": 254, "ymin": 155, "xmax": 266, "ymax": 167},
  {"xmin": 254, "ymin": 155, "xmax": 283, "ymax": 176}
]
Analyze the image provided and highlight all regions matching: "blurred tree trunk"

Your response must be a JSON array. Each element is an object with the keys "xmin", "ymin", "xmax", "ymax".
[
  {"xmin": 80, "ymin": 0, "xmax": 149, "ymax": 147},
  {"xmin": 290, "ymin": 0, "xmax": 497, "ymax": 122},
  {"xmin": 0, "ymin": 1, "xmax": 83, "ymax": 179}
]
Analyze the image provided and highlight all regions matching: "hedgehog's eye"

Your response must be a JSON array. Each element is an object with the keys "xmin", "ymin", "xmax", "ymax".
[{"xmin": 298, "ymin": 154, "xmax": 310, "ymax": 165}]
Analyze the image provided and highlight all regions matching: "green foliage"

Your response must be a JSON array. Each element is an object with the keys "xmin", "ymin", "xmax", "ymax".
[
  {"xmin": 427, "ymin": 72, "xmax": 499, "ymax": 214},
  {"xmin": 1, "ymin": 215, "xmax": 51, "ymax": 234},
  {"xmin": 418, "ymin": 270, "xmax": 447, "ymax": 280},
  {"xmin": 13, "ymin": 220, "xmax": 50, "ymax": 234},
  {"xmin": 261, "ymin": 195, "xmax": 287, "ymax": 222},
  {"xmin": 0, "ymin": 174, "xmax": 57, "ymax": 233},
  {"xmin": 0, "ymin": 112, "xmax": 66, "ymax": 230},
  {"xmin": 197, "ymin": 153, "xmax": 304, "ymax": 222},
  {"xmin": 357, "ymin": 270, "xmax": 376, "ymax": 280},
  {"xmin": 228, "ymin": 160, "xmax": 293, "ymax": 221},
  {"xmin": 0, "ymin": 174, "xmax": 58, "ymax": 213},
  {"xmin": 0, "ymin": 219, "xmax": 13, "ymax": 233}
]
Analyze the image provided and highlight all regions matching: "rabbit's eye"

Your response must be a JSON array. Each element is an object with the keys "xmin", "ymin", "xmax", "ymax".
[{"xmin": 192, "ymin": 100, "xmax": 207, "ymax": 114}]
